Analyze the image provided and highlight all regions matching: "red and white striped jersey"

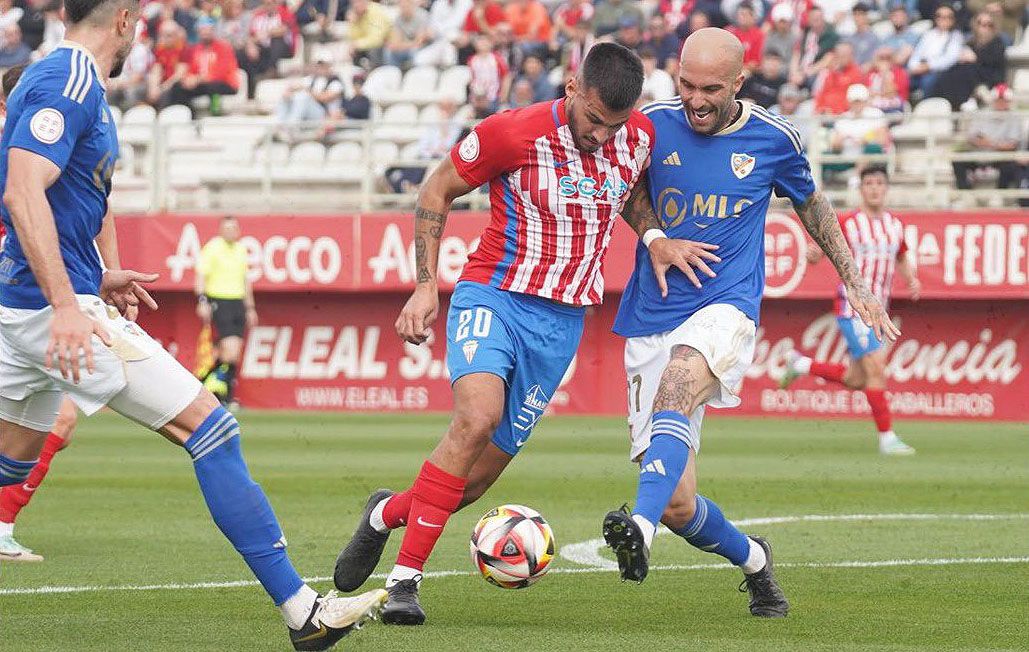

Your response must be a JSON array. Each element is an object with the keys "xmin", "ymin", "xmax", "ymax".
[
  {"xmin": 450, "ymin": 99, "xmax": 654, "ymax": 307},
  {"xmin": 835, "ymin": 209, "xmax": 908, "ymax": 317}
]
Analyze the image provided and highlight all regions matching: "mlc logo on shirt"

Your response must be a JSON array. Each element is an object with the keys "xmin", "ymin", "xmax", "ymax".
[{"xmin": 30, "ymin": 108, "xmax": 64, "ymax": 145}]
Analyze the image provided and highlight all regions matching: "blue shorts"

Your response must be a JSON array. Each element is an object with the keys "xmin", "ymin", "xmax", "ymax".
[
  {"xmin": 446, "ymin": 281, "xmax": 584, "ymax": 456},
  {"xmin": 836, "ymin": 315, "xmax": 882, "ymax": 360}
]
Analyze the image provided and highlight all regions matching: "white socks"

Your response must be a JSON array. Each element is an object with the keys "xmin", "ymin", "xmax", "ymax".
[
  {"xmin": 632, "ymin": 514, "xmax": 656, "ymax": 549},
  {"xmin": 740, "ymin": 538, "xmax": 767, "ymax": 575},
  {"xmin": 369, "ymin": 497, "xmax": 390, "ymax": 533},
  {"xmin": 879, "ymin": 430, "xmax": 898, "ymax": 442},
  {"xmin": 0, "ymin": 521, "xmax": 14, "ymax": 537},
  {"xmin": 279, "ymin": 583, "xmax": 319, "ymax": 630},
  {"xmin": 386, "ymin": 564, "xmax": 423, "ymax": 587}
]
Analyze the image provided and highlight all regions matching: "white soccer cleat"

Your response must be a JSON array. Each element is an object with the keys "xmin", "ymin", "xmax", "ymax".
[
  {"xmin": 316, "ymin": 588, "xmax": 388, "ymax": 629},
  {"xmin": 0, "ymin": 534, "xmax": 44, "ymax": 562},
  {"xmin": 879, "ymin": 437, "xmax": 916, "ymax": 456}
]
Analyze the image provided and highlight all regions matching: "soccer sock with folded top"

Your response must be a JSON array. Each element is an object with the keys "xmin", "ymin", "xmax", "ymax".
[
  {"xmin": 185, "ymin": 407, "xmax": 305, "ymax": 607},
  {"xmin": 809, "ymin": 361, "xmax": 847, "ymax": 384},
  {"xmin": 372, "ymin": 489, "xmax": 413, "ymax": 532},
  {"xmin": 631, "ymin": 411, "xmax": 693, "ymax": 549},
  {"xmin": 0, "ymin": 454, "xmax": 36, "ymax": 488},
  {"xmin": 0, "ymin": 433, "xmax": 65, "ymax": 522},
  {"xmin": 387, "ymin": 460, "xmax": 466, "ymax": 586},
  {"xmin": 864, "ymin": 388, "xmax": 893, "ymax": 434}
]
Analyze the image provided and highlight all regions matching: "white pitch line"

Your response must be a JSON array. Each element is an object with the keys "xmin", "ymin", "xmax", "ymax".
[{"xmin": 2, "ymin": 556, "xmax": 1029, "ymax": 597}]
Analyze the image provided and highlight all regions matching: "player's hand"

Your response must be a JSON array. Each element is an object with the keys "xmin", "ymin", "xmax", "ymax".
[
  {"xmin": 648, "ymin": 238, "xmax": 720, "ymax": 296},
  {"xmin": 100, "ymin": 269, "xmax": 159, "ymax": 322},
  {"xmin": 396, "ymin": 283, "xmax": 439, "ymax": 345},
  {"xmin": 196, "ymin": 301, "xmax": 212, "ymax": 323},
  {"xmin": 47, "ymin": 304, "xmax": 112, "ymax": 384},
  {"xmin": 846, "ymin": 284, "xmax": 901, "ymax": 343},
  {"xmin": 907, "ymin": 277, "xmax": 921, "ymax": 302},
  {"xmin": 246, "ymin": 307, "xmax": 259, "ymax": 328}
]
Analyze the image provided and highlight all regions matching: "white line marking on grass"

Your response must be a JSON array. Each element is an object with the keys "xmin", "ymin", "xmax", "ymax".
[
  {"xmin": 2, "ymin": 513, "xmax": 1027, "ymax": 597},
  {"xmin": 559, "ymin": 512, "xmax": 1029, "ymax": 569}
]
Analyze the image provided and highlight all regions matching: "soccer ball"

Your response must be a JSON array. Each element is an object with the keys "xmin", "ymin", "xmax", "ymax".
[{"xmin": 470, "ymin": 504, "xmax": 555, "ymax": 589}]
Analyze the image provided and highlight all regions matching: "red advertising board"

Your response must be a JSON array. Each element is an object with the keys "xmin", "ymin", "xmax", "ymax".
[{"xmin": 120, "ymin": 211, "xmax": 1028, "ymax": 420}]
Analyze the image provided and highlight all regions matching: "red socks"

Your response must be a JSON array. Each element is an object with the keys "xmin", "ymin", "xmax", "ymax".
[
  {"xmin": 0, "ymin": 433, "xmax": 65, "ymax": 523},
  {"xmin": 382, "ymin": 489, "xmax": 413, "ymax": 529},
  {"xmin": 864, "ymin": 389, "xmax": 893, "ymax": 433},
  {"xmin": 394, "ymin": 461, "xmax": 466, "ymax": 571},
  {"xmin": 809, "ymin": 361, "xmax": 847, "ymax": 384}
]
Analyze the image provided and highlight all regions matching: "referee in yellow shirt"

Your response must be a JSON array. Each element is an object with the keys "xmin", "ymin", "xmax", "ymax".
[{"xmin": 195, "ymin": 216, "xmax": 257, "ymax": 406}]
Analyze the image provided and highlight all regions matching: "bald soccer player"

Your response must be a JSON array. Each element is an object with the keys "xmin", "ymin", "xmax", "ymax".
[{"xmin": 601, "ymin": 28, "xmax": 896, "ymax": 617}]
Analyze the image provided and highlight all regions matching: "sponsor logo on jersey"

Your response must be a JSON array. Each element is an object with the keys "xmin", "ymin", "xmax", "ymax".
[
  {"xmin": 731, "ymin": 152, "xmax": 756, "ymax": 179},
  {"xmin": 657, "ymin": 187, "xmax": 754, "ymax": 227},
  {"xmin": 557, "ymin": 175, "xmax": 628, "ymax": 201},
  {"xmin": 513, "ymin": 384, "xmax": 550, "ymax": 433},
  {"xmin": 662, "ymin": 151, "xmax": 682, "ymax": 166}
]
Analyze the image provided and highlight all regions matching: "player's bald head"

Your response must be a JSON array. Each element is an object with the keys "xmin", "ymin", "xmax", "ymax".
[{"xmin": 680, "ymin": 27, "xmax": 745, "ymax": 81}]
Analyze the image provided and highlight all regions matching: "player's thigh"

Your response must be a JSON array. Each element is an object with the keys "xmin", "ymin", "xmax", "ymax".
[
  {"xmin": 662, "ymin": 454, "xmax": 699, "ymax": 530},
  {"xmin": 0, "ymin": 392, "xmax": 63, "ymax": 459}
]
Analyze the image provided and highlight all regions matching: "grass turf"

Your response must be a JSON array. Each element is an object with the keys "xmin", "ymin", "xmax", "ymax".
[{"xmin": 1, "ymin": 412, "xmax": 1027, "ymax": 651}]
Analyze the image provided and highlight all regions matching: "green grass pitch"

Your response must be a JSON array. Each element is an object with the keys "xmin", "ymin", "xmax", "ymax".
[{"xmin": 1, "ymin": 412, "xmax": 1027, "ymax": 651}]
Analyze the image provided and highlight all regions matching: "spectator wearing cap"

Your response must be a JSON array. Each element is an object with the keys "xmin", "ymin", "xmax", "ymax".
[
  {"xmin": 846, "ymin": 3, "xmax": 880, "ymax": 67},
  {"xmin": 952, "ymin": 85, "xmax": 1023, "ymax": 191},
  {"xmin": 513, "ymin": 54, "xmax": 557, "ymax": 102},
  {"xmin": 866, "ymin": 46, "xmax": 909, "ymax": 112},
  {"xmin": 347, "ymin": 0, "xmax": 392, "ymax": 68},
  {"xmin": 276, "ymin": 55, "xmax": 344, "ymax": 137},
  {"xmin": 740, "ymin": 51, "xmax": 787, "ymax": 107},
  {"xmin": 414, "ymin": 0, "xmax": 471, "ymax": 67},
  {"xmin": 881, "ymin": 1, "xmax": 918, "ymax": 66},
  {"xmin": 815, "ymin": 42, "xmax": 866, "ymax": 114},
  {"xmin": 163, "ymin": 16, "xmax": 240, "ymax": 113},
  {"xmin": 644, "ymin": 14, "xmax": 681, "ymax": 70},
  {"xmin": 0, "ymin": 25, "xmax": 30, "ymax": 68},
  {"xmin": 827, "ymin": 83, "xmax": 889, "ymax": 172},
  {"xmin": 505, "ymin": 0, "xmax": 552, "ymax": 58},
  {"xmin": 639, "ymin": 46, "xmax": 676, "ymax": 103},
  {"xmin": 763, "ymin": 3, "xmax": 797, "ymax": 63},
  {"xmin": 791, "ymin": 6, "xmax": 839, "ymax": 87},
  {"xmin": 929, "ymin": 10, "xmax": 1007, "ymax": 109},
  {"xmin": 384, "ymin": 0, "xmax": 431, "ymax": 69},
  {"xmin": 613, "ymin": 14, "xmax": 644, "ymax": 54},
  {"xmin": 593, "ymin": 0, "xmax": 644, "ymax": 38},
  {"xmin": 468, "ymin": 34, "xmax": 511, "ymax": 112},
  {"xmin": 726, "ymin": 2, "xmax": 764, "ymax": 72},
  {"xmin": 907, "ymin": 4, "xmax": 963, "ymax": 99}
]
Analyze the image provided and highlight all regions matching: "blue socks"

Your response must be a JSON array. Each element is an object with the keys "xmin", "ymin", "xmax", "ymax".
[
  {"xmin": 632, "ymin": 411, "xmax": 693, "ymax": 531},
  {"xmin": 185, "ymin": 407, "xmax": 304, "ymax": 605},
  {"xmin": 0, "ymin": 454, "xmax": 36, "ymax": 487},
  {"xmin": 672, "ymin": 494, "xmax": 751, "ymax": 566}
]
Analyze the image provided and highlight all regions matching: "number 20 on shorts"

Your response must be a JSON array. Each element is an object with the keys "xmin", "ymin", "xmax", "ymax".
[{"xmin": 455, "ymin": 308, "xmax": 493, "ymax": 342}]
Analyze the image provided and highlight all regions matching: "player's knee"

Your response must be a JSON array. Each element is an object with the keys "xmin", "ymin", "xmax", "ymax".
[
  {"xmin": 53, "ymin": 404, "xmax": 78, "ymax": 441},
  {"xmin": 447, "ymin": 409, "xmax": 501, "ymax": 446},
  {"xmin": 662, "ymin": 491, "xmax": 697, "ymax": 530}
]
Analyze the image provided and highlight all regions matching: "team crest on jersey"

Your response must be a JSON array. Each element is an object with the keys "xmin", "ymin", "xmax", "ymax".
[
  {"xmin": 730, "ymin": 152, "xmax": 756, "ymax": 179},
  {"xmin": 459, "ymin": 131, "xmax": 480, "ymax": 162},
  {"xmin": 462, "ymin": 339, "xmax": 479, "ymax": 364}
]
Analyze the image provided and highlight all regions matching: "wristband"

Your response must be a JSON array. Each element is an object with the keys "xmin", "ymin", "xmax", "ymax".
[
  {"xmin": 197, "ymin": 295, "xmax": 209, "ymax": 305},
  {"xmin": 642, "ymin": 228, "xmax": 667, "ymax": 249}
]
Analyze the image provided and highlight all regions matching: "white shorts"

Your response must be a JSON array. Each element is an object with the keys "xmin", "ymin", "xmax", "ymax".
[
  {"xmin": 0, "ymin": 295, "xmax": 202, "ymax": 432},
  {"xmin": 624, "ymin": 303, "xmax": 757, "ymax": 461}
]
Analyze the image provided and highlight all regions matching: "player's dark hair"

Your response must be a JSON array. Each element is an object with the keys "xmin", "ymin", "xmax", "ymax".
[
  {"xmin": 580, "ymin": 42, "xmax": 644, "ymax": 112},
  {"xmin": 221, "ymin": 215, "xmax": 239, "ymax": 223},
  {"xmin": 2, "ymin": 64, "xmax": 26, "ymax": 99},
  {"xmin": 64, "ymin": 0, "xmax": 134, "ymax": 24},
  {"xmin": 860, "ymin": 165, "xmax": 889, "ymax": 182}
]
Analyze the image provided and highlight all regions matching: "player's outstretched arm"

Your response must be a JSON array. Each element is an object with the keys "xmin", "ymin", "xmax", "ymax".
[
  {"xmin": 4, "ymin": 148, "xmax": 112, "ymax": 382},
  {"xmin": 395, "ymin": 157, "xmax": 475, "ymax": 345},
  {"xmin": 793, "ymin": 191, "xmax": 900, "ymax": 342},
  {"xmin": 95, "ymin": 209, "xmax": 159, "ymax": 322},
  {"xmin": 621, "ymin": 177, "xmax": 721, "ymax": 295}
]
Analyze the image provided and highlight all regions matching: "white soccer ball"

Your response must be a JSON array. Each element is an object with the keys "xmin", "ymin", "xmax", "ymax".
[{"xmin": 470, "ymin": 504, "xmax": 555, "ymax": 589}]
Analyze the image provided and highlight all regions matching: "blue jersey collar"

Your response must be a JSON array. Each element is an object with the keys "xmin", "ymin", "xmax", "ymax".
[{"xmin": 57, "ymin": 40, "xmax": 106, "ymax": 89}]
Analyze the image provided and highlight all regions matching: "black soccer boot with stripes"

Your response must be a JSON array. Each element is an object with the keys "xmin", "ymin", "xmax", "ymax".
[
  {"xmin": 738, "ymin": 536, "xmax": 789, "ymax": 618},
  {"xmin": 381, "ymin": 578, "xmax": 426, "ymax": 625},
  {"xmin": 602, "ymin": 504, "xmax": 650, "ymax": 583},
  {"xmin": 289, "ymin": 589, "xmax": 387, "ymax": 651},
  {"xmin": 334, "ymin": 489, "xmax": 395, "ymax": 592}
]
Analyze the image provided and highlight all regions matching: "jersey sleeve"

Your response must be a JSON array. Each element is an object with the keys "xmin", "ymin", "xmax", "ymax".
[
  {"xmin": 7, "ymin": 85, "xmax": 96, "ymax": 172},
  {"xmin": 771, "ymin": 131, "xmax": 816, "ymax": 206},
  {"xmin": 449, "ymin": 111, "xmax": 521, "ymax": 187}
]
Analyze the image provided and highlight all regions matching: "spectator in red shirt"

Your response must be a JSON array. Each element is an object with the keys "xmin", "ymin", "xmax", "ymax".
[
  {"xmin": 657, "ymin": 0, "xmax": 696, "ymax": 30},
  {"xmin": 552, "ymin": 0, "xmax": 593, "ymax": 45},
  {"xmin": 815, "ymin": 42, "xmax": 867, "ymax": 114},
  {"xmin": 727, "ymin": 1, "xmax": 764, "ymax": 72},
  {"xmin": 237, "ymin": 0, "xmax": 298, "ymax": 97},
  {"xmin": 468, "ymin": 34, "xmax": 510, "ymax": 111},
  {"xmin": 505, "ymin": 0, "xmax": 551, "ymax": 57},
  {"xmin": 866, "ymin": 46, "xmax": 909, "ymax": 113},
  {"xmin": 457, "ymin": 0, "xmax": 504, "ymax": 62},
  {"xmin": 148, "ymin": 21, "xmax": 190, "ymax": 105},
  {"xmin": 162, "ymin": 16, "xmax": 240, "ymax": 113}
]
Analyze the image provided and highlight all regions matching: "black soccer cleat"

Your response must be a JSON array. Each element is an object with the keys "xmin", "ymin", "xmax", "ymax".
[
  {"xmin": 602, "ymin": 505, "xmax": 650, "ymax": 583},
  {"xmin": 738, "ymin": 536, "xmax": 790, "ymax": 618},
  {"xmin": 381, "ymin": 578, "xmax": 426, "ymax": 626},
  {"xmin": 334, "ymin": 489, "xmax": 395, "ymax": 592},
  {"xmin": 289, "ymin": 589, "xmax": 387, "ymax": 651}
]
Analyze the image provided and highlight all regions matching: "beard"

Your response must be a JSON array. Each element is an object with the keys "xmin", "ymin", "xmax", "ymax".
[{"xmin": 111, "ymin": 44, "xmax": 131, "ymax": 78}]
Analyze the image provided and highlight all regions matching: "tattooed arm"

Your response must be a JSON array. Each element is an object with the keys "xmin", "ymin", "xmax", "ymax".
[
  {"xmin": 621, "ymin": 177, "xmax": 721, "ymax": 296},
  {"xmin": 395, "ymin": 157, "xmax": 476, "ymax": 345},
  {"xmin": 793, "ymin": 191, "xmax": 900, "ymax": 341}
]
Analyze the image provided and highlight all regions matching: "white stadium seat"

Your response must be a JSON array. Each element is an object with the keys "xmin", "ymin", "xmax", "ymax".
[
  {"xmin": 119, "ymin": 104, "xmax": 157, "ymax": 144},
  {"xmin": 255, "ymin": 78, "xmax": 294, "ymax": 113},
  {"xmin": 435, "ymin": 65, "xmax": 471, "ymax": 103},
  {"xmin": 157, "ymin": 105, "xmax": 191, "ymax": 124},
  {"xmin": 290, "ymin": 141, "xmax": 326, "ymax": 165},
  {"xmin": 362, "ymin": 65, "xmax": 402, "ymax": 103},
  {"xmin": 891, "ymin": 97, "xmax": 952, "ymax": 140},
  {"xmin": 327, "ymin": 141, "xmax": 363, "ymax": 163},
  {"xmin": 375, "ymin": 103, "xmax": 421, "ymax": 142}
]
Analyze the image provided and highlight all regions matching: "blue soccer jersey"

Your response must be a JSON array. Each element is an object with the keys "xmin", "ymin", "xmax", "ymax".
[
  {"xmin": 0, "ymin": 42, "xmax": 118, "ymax": 309},
  {"xmin": 613, "ymin": 100, "xmax": 815, "ymax": 337}
]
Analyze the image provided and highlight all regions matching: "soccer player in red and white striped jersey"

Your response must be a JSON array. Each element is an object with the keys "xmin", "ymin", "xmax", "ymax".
[
  {"xmin": 332, "ymin": 43, "xmax": 718, "ymax": 623},
  {"xmin": 781, "ymin": 165, "xmax": 920, "ymax": 455}
]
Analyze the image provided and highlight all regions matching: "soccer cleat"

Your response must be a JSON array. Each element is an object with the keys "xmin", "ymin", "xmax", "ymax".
[
  {"xmin": 289, "ymin": 588, "xmax": 387, "ymax": 651},
  {"xmin": 0, "ymin": 534, "xmax": 44, "ymax": 562},
  {"xmin": 381, "ymin": 578, "xmax": 426, "ymax": 625},
  {"xmin": 778, "ymin": 350, "xmax": 804, "ymax": 389},
  {"xmin": 334, "ymin": 489, "xmax": 395, "ymax": 592},
  {"xmin": 602, "ymin": 505, "xmax": 649, "ymax": 583},
  {"xmin": 879, "ymin": 437, "xmax": 916, "ymax": 456},
  {"xmin": 738, "ymin": 536, "xmax": 789, "ymax": 618}
]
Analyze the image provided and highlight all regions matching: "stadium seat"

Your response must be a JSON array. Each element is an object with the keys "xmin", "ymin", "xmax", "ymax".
[
  {"xmin": 436, "ymin": 65, "xmax": 471, "ymax": 103},
  {"xmin": 375, "ymin": 102, "xmax": 421, "ymax": 142},
  {"xmin": 120, "ymin": 104, "xmax": 157, "ymax": 145},
  {"xmin": 289, "ymin": 141, "xmax": 327, "ymax": 166},
  {"xmin": 255, "ymin": 141, "xmax": 290, "ymax": 165},
  {"xmin": 371, "ymin": 141, "xmax": 400, "ymax": 174},
  {"xmin": 158, "ymin": 105, "xmax": 192, "ymax": 124},
  {"xmin": 1013, "ymin": 69, "xmax": 1029, "ymax": 106},
  {"xmin": 419, "ymin": 103, "xmax": 443, "ymax": 125},
  {"xmin": 327, "ymin": 141, "xmax": 363, "ymax": 163},
  {"xmin": 378, "ymin": 66, "xmax": 440, "ymax": 106},
  {"xmin": 890, "ymin": 97, "xmax": 952, "ymax": 140},
  {"xmin": 399, "ymin": 141, "xmax": 422, "ymax": 161},
  {"xmin": 362, "ymin": 65, "xmax": 402, "ymax": 104},
  {"xmin": 255, "ymin": 78, "xmax": 294, "ymax": 114},
  {"xmin": 108, "ymin": 105, "xmax": 122, "ymax": 125}
]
